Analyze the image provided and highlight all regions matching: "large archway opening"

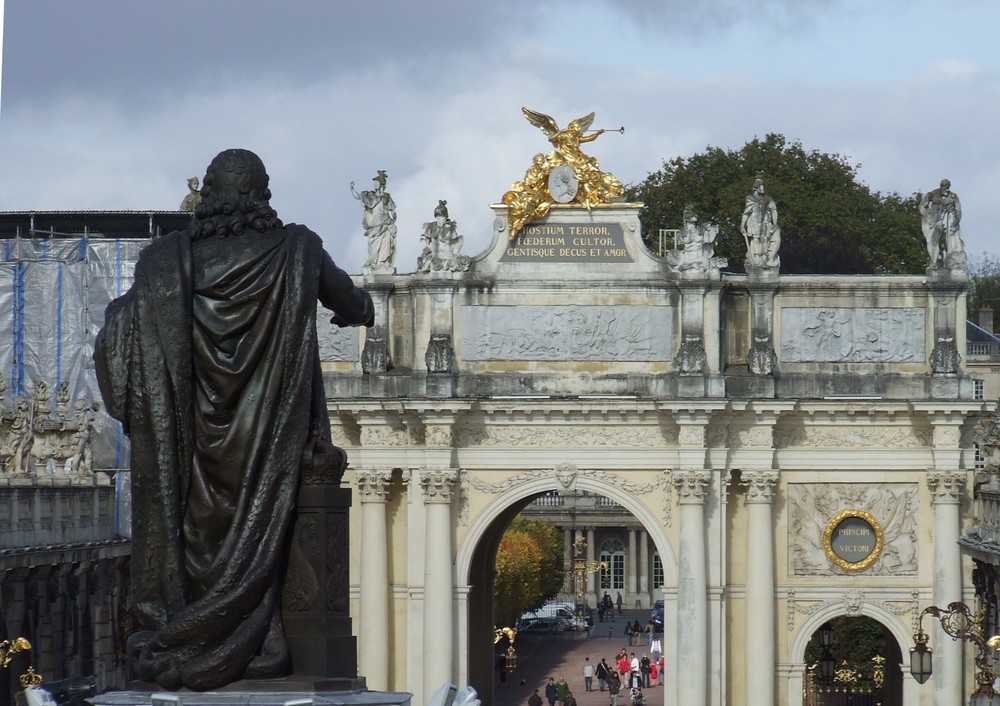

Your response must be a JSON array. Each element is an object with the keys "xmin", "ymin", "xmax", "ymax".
[{"xmin": 459, "ymin": 479, "xmax": 677, "ymax": 706}]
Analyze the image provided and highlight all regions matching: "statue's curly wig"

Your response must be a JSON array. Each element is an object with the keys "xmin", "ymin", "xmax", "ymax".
[{"xmin": 189, "ymin": 149, "xmax": 283, "ymax": 240}]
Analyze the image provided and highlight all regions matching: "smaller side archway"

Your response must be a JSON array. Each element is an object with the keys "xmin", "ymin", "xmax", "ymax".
[{"xmin": 786, "ymin": 603, "xmax": 918, "ymax": 706}]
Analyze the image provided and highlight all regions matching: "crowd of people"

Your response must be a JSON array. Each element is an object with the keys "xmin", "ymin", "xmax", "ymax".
[
  {"xmin": 524, "ymin": 648, "xmax": 664, "ymax": 706},
  {"xmin": 512, "ymin": 599, "xmax": 665, "ymax": 706}
]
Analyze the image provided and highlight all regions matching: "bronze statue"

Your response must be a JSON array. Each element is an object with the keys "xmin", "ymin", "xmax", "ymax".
[{"xmin": 94, "ymin": 148, "xmax": 374, "ymax": 690}]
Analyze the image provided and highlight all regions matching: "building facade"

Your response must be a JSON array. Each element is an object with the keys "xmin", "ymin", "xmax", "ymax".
[{"xmin": 0, "ymin": 200, "xmax": 990, "ymax": 706}]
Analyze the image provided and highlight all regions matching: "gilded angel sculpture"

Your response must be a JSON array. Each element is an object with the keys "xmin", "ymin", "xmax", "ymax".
[{"xmin": 502, "ymin": 107, "xmax": 624, "ymax": 239}]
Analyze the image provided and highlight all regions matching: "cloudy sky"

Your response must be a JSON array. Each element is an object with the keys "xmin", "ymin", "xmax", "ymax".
[{"xmin": 1, "ymin": 0, "xmax": 998, "ymax": 273}]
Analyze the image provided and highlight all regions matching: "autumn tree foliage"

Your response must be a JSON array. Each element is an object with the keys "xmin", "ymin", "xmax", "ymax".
[
  {"xmin": 626, "ymin": 133, "xmax": 927, "ymax": 274},
  {"xmin": 494, "ymin": 517, "xmax": 564, "ymax": 628}
]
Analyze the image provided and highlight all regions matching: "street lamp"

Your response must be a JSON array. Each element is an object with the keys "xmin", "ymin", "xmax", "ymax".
[
  {"xmin": 909, "ymin": 629, "xmax": 932, "ymax": 685},
  {"xmin": 909, "ymin": 602, "xmax": 1000, "ymax": 705},
  {"xmin": 494, "ymin": 627, "xmax": 518, "ymax": 673},
  {"xmin": 819, "ymin": 622, "xmax": 834, "ymax": 649},
  {"xmin": 816, "ymin": 622, "xmax": 836, "ymax": 683},
  {"xmin": 570, "ymin": 531, "xmax": 606, "ymax": 629}
]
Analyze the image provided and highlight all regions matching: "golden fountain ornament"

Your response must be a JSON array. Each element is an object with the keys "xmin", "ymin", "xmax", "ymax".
[{"xmin": 502, "ymin": 107, "xmax": 624, "ymax": 239}]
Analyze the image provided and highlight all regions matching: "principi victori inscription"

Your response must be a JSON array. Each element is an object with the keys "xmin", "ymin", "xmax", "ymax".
[{"xmin": 501, "ymin": 222, "xmax": 633, "ymax": 263}]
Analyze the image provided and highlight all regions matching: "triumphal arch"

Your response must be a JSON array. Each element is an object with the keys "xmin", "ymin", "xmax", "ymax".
[{"xmin": 328, "ymin": 114, "xmax": 987, "ymax": 706}]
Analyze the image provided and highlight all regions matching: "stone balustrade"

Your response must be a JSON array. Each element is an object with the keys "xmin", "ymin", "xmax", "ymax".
[{"xmin": 0, "ymin": 482, "xmax": 121, "ymax": 551}]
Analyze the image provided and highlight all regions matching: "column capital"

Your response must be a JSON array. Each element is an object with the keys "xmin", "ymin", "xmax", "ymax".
[
  {"xmin": 420, "ymin": 468, "xmax": 459, "ymax": 503},
  {"xmin": 673, "ymin": 470, "xmax": 711, "ymax": 504},
  {"xmin": 355, "ymin": 468, "xmax": 394, "ymax": 502},
  {"xmin": 741, "ymin": 470, "xmax": 779, "ymax": 504},
  {"xmin": 927, "ymin": 470, "xmax": 966, "ymax": 504}
]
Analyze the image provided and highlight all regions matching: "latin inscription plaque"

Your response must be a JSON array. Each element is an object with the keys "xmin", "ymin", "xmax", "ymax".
[
  {"xmin": 501, "ymin": 222, "xmax": 633, "ymax": 263},
  {"xmin": 822, "ymin": 509, "xmax": 884, "ymax": 572}
]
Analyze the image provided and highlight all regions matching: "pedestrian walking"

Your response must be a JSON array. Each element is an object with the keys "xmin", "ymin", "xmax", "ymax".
[
  {"xmin": 650, "ymin": 637, "xmax": 661, "ymax": 664},
  {"xmin": 608, "ymin": 670, "xmax": 621, "ymax": 706},
  {"xmin": 545, "ymin": 678, "xmax": 558, "ymax": 706},
  {"xmin": 556, "ymin": 674, "xmax": 569, "ymax": 706},
  {"xmin": 583, "ymin": 658, "xmax": 595, "ymax": 692},
  {"xmin": 596, "ymin": 657, "xmax": 609, "ymax": 692},
  {"xmin": 616, "ymin": 592, "xmax": 623, "ymax": 616},
  {"xmin": 529, "ymin": 689, "xmax": 543, "ymax": 706}
]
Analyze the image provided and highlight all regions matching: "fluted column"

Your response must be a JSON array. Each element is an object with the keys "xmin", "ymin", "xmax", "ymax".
[
  {"xmin": 674, "ymin": 470, "xmax": 711, "ymax": 706},
  {"xmin": 928, "ymin": 470, "xmax": 966, "ymax": 706},
  {"xmin": 742, "ymin": 470, "xmax": 778, "ymax": 706},
  {"xmin": 356, "ymin": 468, "xmax": 393, "ymax": 690},
  {"xmin": 421, "ymin": 468, "xmax": 458, "ymax": 691},
  {"xmin": 627, "ymin": 528, "xmax": 638, "ymax": 607}
]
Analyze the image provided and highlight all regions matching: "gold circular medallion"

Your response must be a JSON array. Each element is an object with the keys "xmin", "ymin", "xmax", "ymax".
[{"xmin": 822, "ymin": 509, "xmax": 884, "ymax": 572}]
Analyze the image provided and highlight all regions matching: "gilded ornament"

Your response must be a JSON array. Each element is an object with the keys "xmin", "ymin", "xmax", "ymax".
[
  {"xmin": 822, "ymin": 509, "xmax": 884, "ymax": 572},
  {"xmin": 503, "ymin": 107, "xmax": 625, "ymax": 238}
]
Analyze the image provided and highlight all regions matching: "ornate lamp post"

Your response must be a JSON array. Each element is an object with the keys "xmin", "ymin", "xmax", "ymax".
[
  {"xmin": 909, "ymin": 602, "xmax": 1000, "ymax": 706},
  {"xmin": 571, "ymin": 531, "xmax": 606, "ymax": 629},
  {"xmin": 494, "ymin": 627, "xmax": 518, "ymax": 673}
]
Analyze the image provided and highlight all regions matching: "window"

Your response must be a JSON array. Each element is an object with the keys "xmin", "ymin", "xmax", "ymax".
[
  {"xmin": 600, "ymin": 538, "xmax": 625, "ymax": 590},
  {"xmin": 976, "ymin": 443, "xmax": 987, "ymax": 471},
  {"xmin": 975, "ymin": 379, "xmax": 986, "ymax": 401},
  {"xmin": 652, "ymin": 552, "xmax": 664, "ymax": 589}
]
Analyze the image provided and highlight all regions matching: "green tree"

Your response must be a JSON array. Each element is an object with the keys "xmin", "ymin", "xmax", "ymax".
[
  {"xmin": 626, "ymin": 134, "xmax": 927, "ymax": 274},
  {"xmin": 969, "ymin": 252, "xmax": 1000, "ymax": 332},
  {"xmin": 494, "ymin": 516, "xmax": 564, "ymax": 628}
]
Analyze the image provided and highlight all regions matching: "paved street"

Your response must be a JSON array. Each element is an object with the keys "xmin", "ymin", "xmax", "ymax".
[{"xmin": 494, "ymin": 610, "xmax": 667, "ymax": 706}]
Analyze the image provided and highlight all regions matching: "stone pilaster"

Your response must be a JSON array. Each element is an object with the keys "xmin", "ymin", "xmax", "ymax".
[
  {"xmin": 356, "ymin": 468, "xmax": 394, "ymax": 690},
  {"xmin": 927, "ymin": 470, "xmax": 966, "ymax": 706},
  {"xmin": 741, "ymin": 470, "xmax": 779, "ymax": 706},
  {"xmin": 673, "ymin": 470, "xmax": 711, "ymax": 706},
  {"xmin": 421, "ymin": 468, "xmax": 458, "ymax": 694}
]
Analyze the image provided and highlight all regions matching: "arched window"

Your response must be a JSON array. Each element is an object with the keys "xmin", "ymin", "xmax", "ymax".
[
  {"xmin": 652, "ymin": 552, "xmax": 664, "ymax": 589},
  {"xmin": 600, "ymin": 538, "xmax": 625, "ymax": 590}
]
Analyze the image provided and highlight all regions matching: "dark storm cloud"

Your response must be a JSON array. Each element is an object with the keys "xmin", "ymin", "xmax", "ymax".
[{"xmin": 2, "ymin": 0, "xmax": 536, "ymax": 106}]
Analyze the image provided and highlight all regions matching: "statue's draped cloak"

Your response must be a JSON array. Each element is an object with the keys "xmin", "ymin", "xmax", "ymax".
[{"xmin": 94, "ymin": 225, "xmax": 372, "ymax": 689}]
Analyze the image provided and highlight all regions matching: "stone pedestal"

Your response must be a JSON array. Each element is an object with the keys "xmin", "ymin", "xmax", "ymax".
[{"xmin": 282, "ymin": 484, "xmax": 358, "ymax": 680}]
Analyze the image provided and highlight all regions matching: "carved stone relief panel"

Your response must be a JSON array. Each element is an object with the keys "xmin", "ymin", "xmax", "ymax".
[
  {"xmin": 787, "ymin": 483, "xmax": 918, "ymax": 576},
  {"xmin": 453, "ymin": 423, "xmax": 673, "ymax": 448},
  {"xmin": 779, "ymin": 308, "xmax": 925, "ymax": 363},
  {"xmin": 316, "ymin": 312, "xmax": 360, "ymax": 362},
  {"xmin": 460, "ymin": 305, "xmax": 672, "ymax": 361},
  {"xmin": 773, "ymin": 425, "xmax": 932, "ymax": 449}
]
